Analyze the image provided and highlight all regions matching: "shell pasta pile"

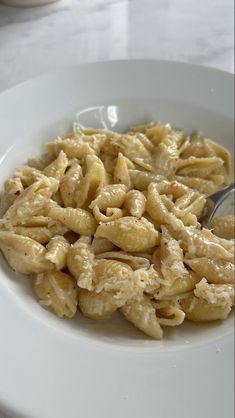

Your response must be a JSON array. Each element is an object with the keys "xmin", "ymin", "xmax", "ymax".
[{"xmin": 0, "ymin": 123, "xmax": 234, "ymax": 339}]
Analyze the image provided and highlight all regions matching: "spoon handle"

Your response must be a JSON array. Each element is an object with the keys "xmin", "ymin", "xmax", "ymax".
[
  {"xmin": 208, "ymin": 182, "xmax": 235, "ymax": 204},
  {"xmin": 200, "ymin": 182, "xmax": 235, "ymax": 227}
]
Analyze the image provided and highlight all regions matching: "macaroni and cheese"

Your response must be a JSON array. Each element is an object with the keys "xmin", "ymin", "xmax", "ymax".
[{"xmin": 0, "ymin": 123, "xmax": 234, "ymax": 339}]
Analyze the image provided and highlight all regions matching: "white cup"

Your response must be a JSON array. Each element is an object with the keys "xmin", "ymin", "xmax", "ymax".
[{"xmin": 1, "ymin": 0, "xmax": 59, "ymax": 6}]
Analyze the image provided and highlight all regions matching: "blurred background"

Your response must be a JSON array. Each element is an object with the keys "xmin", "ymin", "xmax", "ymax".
[
  {"xmin": 0, "ymin": 0, "xmax": 234, "ymax": 92},
  {"xmin": 0, "ymin": 0, "xmax": 234, "ymax": 417}
]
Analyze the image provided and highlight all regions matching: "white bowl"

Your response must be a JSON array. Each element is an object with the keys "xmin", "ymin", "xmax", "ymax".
[{"xmin": 0, "ymin": 61, "xmax": 234, "ymax": 418}]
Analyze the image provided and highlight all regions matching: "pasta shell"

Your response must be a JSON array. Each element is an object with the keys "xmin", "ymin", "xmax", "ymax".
[
  {"xmin": 209, "ymin": 215, "xmax": 235, "ymax": 240},
  {"xmin": 33, "ymin": 271, "xmax": 78, "ymax": 318},
  {"xmin": 21, "ymin": 216, "xmax": 52, "ymax": 227},
  {"xmin": 45, "ymin": 137, "xmax": 95, "ymax": 160},
  {"xmin": 48, "ymin": 204, "xmax": 97, "ymax": 235},
  {"xmin": 0, "ymin": 177, "xmax": 24, "ymax": 216},
  {"xmin": 124, "ymin": 189, "xmax": 146, "ymax": 217},
  {"xmin": 60, "ymin": 159, "xmax": 82, "ymax": 207},
  {"xmin": 121, "ymin": 296, "xmax": 163, "ymax": 339},
  {"xmin": 176, "ymin": 156, "xmax": 223, "ymax": 178},
  {"xmin": 160, "ymin": 226, "xmax": 189, "ymax": 281},
  {"xmin": 46, "ymin": 235, "xmax": 70, "ymax": 270},
  {"xmin": 156, "ymin": 306, "xmax": 185, "ymax": 327},
  {"xmin": 171, "ymin": 226, "xmax": 234, "ymax": 261},
  {"xmin": 175, "ymin": 175, "xmax": 218, "ymax": 196},
  {"xmin": 15, "ymin": 166, "xmax": 42, "ymax": 187},
  {"xmin": 75, "ymin": 133, "xmax": 106, "ymax": 155},
  {"xmin": 96, "ymin": 251, "xmax": 150, "ymax": 270},
  {"xmin": 184, "ymin": 258, "xmax": 234, "ymax": 285},
  {"xmin": 129, "ymin": 169, "xmax": 165, "ymax": 191},
  {"xmin": 12, "ymin": 219, "xmax": 68, "ymax": 244},
  {"xmin": 95, "ymin": 216, "xmax": 159, "ymax": 252},
  {"xmin": 145, "ymin": 123, "xmax": 171, "ymax": 144},
  {"xmin": 93, "ymin": 206, "xmax": 123, "ymax": 223},
  {"xmin": 0, "ymin": 231, "xmax": 53, "ymax": 274},
  {"xmin": 43, "ymin": 150, "xmax": 68, "ymax": 181},
  {"xmin": 78, "ymin": 289, "xmax": 118, "ymax": 320},
  {"xmin": 89, "ymin": 184, "xmax": 127, "ymax": 210},
  {"xmin": 134, "ymin": 132, "xmax": 154, "ymax": 152},
  {"xmin": 205, "ymin": 138, "xmax": 232, "ymax": 183},
  {"xmin": 110, "ymin": 133, "xmax": 151, "ymax": 162},
  {"xmin": 94, "ymin": 259, "xmax": 145, "ymax": 305},
  {"xmin": 75, "ymin": 155, "xmax": 109, "ymax": 208},
  {"xmin": 13, "ymin": 226, "xmax": 56, "ymax": 244},
  {"xmin": 67, "ymin": 236, "xmax": 95, "ymax": 290},
  {"xmin": 181, "ymin": 296, "xmax": 232, "ymax": 322},
  {"xmin": 194, "ymin": 278, "xmax": 234, "ymax": 306},
  {"xmin": 91, "ymin": 237, "xmax": 117, "ymax": 255},
  {"xmin": 153, "ymin": 272, "xmax": 199, "ymax": 300},
  {"xmin": 146, "ymin": 182, "xmax": 170, "ymax": 224},
  {"xmin": 3, "ymin": 176, "xmax": 59, "ymax": 227},
  {"xmin": 113, "ymin": 153, "xmax": 132, "ymax": 189},
  {"xmin": 153, "ymin": 137, "xmax": 179, "ymax": 176}
]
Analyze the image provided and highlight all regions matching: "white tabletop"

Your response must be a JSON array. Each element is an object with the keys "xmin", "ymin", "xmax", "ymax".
[
  {"xmin": 0, "ymin": 0, "xmax": 234, "ymax": 417},
  {"xmin": 0, "ymin": 0, "xmax": 234, "ymax": 93}
]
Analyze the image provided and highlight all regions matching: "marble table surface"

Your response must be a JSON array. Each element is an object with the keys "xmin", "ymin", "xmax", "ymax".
[
  {"xmin": 0, "ymin": 0, "xmax": 234, "ymax": 92},
  {"xmin": 0, "ymin": 0, "xmax": 234, "ymax": 417}
]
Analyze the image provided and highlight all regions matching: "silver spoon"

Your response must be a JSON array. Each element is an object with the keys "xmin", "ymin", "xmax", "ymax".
[{"xmin": 200, "ymin": 182, "xmax": 235, "ymax": 227}]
